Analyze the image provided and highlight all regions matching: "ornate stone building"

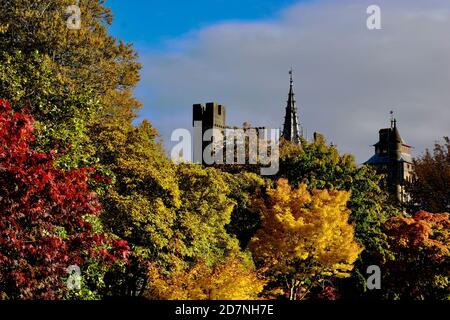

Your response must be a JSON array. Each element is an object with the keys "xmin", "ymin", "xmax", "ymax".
[
  {"xmin": 192, "ymin": 102, "xmax": 227, "ymax": 163},
  {"xmin": 366, "ymin": 117, "xmax": 413, "ymax": 203},
  {"xmin": 193, "ymin": 70, "xmax": 303, "ymax": 154},
  {"xmin": 191, "ymin": 72, "xmax": 413, "ymax": 203}
]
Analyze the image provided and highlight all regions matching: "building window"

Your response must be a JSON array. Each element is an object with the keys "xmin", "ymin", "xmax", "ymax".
[{"xmin": 218, "ymin": 105, "xmax": 222, "ymax": 115}]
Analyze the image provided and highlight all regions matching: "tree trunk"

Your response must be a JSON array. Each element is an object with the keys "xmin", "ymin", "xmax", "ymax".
[{"xmin": 289, "ymin": 279, "xmax": 297, "ymax": 300}]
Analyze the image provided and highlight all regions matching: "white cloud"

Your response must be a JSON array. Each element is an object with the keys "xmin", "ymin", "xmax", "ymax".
[{"xmin": 137, "ymin": 0, "xmax": 450, "ymax": 162}]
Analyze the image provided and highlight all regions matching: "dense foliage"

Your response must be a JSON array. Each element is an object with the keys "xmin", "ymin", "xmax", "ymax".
[
  {"xmin": 0, "ymin": 100, "xmax": 129, "ymax": 299},
  {"xmin": 250, "ymin": 179, "xmax": 362, "ymax": 299},
  {"xmin": 0, "ymin": 0, "xmax": 140, "ymax": 168},
  {"xmin": 146, "ymin": 251, "xmax": 265, "ymax": 300},
  {"xmin": 407, "ymin": 138, "xmax": 450, "ymax": 213},
  {"xmin": 382, "ymin": 211, "xmax": 450, "ymax": 299},
  {"xmin": 0, "ymin": 0, "xmax": 448, "ymax": 301},
  {"xmin": 278, "ymin": 138, "xmax": 398, "ymax": 258}
]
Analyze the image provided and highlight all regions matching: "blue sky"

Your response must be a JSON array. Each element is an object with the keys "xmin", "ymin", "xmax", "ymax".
[
  {"xmin": 108, "ymin": 0, "xmax": 304, "ymax": 48},
  {"xmin": 104, "ymin": 0, "xmax": 450, "ymax": 162}
]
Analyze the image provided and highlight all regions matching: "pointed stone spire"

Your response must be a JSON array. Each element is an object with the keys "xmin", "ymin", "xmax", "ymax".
[{"xmin": 282, "ymin": 69, "xmax": 302, "ymax": 144}]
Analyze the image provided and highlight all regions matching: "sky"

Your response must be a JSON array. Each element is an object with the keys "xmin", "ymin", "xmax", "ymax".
[
  {"xmin": 108, "ymin": 0, "xmax": 303, "ymax": 48},
  {"xmin": 107, "ymin": 0, "xmax": 450, "ymax": 163}
]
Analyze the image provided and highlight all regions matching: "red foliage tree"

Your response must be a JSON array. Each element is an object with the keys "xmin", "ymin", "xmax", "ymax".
[
  {"xmin": 0, "ymin": 100, "xmax": 129, "ymax": 299},
  {"xmin": 382, "ymin": 211, "xmax": 450, "ymax": 299}
]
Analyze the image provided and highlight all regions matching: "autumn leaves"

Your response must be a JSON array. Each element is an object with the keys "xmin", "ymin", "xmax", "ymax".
[{"xmin": 249, "ymin": 179, "xmax": 362, "ymax": 300}]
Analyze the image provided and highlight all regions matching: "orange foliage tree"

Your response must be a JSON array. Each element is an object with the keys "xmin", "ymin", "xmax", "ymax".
[{"xmin": 382, "ymin": 211, "xmax": 450, "ymax": 299}]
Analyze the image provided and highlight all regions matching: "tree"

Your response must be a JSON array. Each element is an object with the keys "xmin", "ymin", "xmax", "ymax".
[
  {"xmin": 407, "ymin": 138, "xmax": 450, "ymax": 213},
  {"xmin": 382, "ymin": 211, "xmax": 450, "ymax": 300},
  {"xmin": 0, "ymin": 1, "xmax": 173, "ymax": 297},
  {"xmin": 225, "ymin": 172, "xmax": 265, "ymax": 249},
  {"xmin": 100, "ymin": 154, "xmax": 244, "ymax": 295},
  {"xmin": 95, "ymin": 119, "xmax": 180, "ymax": 296},
  {"xmin": 146, "ymin": 251, "xmax": 265, "ymax": 300},
  {"xmin": 250, "ymin": 179, "xmax": 362, "ymax": 300},
  {"xmin": 0, "ymin": 0, "xmax": 141, "ymax": 168},
  {"xmin": 279, "ymin": 138, "xmax": 397, "ymax": 252},
  {"xmin": 173, "ymin": 164, "xmax": 240, "ymax": 267},
  {"xmin": 277, "ymin": 138, "xmax": 399, "ymax": 298},
  {"xmin": 0, "ymin": 100, "xmax": 129, "ymax": 299}
]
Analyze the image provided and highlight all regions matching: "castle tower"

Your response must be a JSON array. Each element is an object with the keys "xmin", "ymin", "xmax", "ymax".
[
  {"xmin": 193, "ymin": 102, "xmax": 226, "ymax": 164},
  {"xmin": 193, "ymin": 102, "xmax": 226, "ymax": 132},
  {"xmin": 282, "ymin": 69, "xmax": 302, "ymax": 144},
  {"xmin": 366, "ymin": 115, "xmax": 413, "ymax": 203}
]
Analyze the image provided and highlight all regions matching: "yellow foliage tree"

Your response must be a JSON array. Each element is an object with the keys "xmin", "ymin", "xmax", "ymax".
[
  {"xmin": 146, "ymin": 252, "xmax": 265, "ymax": 300},
  {"xmin": 250, "ymin": 179, "xmax": 363, "ymax": 300}
]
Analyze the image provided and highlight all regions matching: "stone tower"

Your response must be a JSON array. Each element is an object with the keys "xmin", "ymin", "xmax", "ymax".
[
  {"xmin": 282, "ymin": 70, "xmax": 302, "ymax": 144},
  {"xmin": 193, "ymin": 102, "xmax": 226, "ymax": 163},
  {"xmin": 366, "ymin": 116, "xmax": 413, "ymax": 203}
]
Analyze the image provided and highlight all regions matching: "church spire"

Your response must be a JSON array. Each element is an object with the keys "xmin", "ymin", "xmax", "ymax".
[
  {"xmin": 289, "ymin": 68, "xmax": 294, "ymax": 86},
  {"xmin": 282, "ymin": 69, "xmax": 302, "ymax": 144}
]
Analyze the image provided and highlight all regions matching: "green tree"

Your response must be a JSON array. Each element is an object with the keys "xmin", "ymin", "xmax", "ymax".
[
  {"xmin": 94, "ymin": 120, "xmax": 179, "ymax": 296},
  {"xmin": 0, "ymin": 1, "xmax": 145, "ymax": 298},
  {"xmin": 0, "ymin": 0, "xmax": 141, "ymax": 167},
  {"xmin": 225, "ymin": 172, "xmax": 265, "ymax": 249},
  {"xmin": 174, "ymin": 164, "xmax": 240, "ymax": 266},
  {"xmin": 98, "ymin": 133, "xmax": 244, "ymax": 295}
]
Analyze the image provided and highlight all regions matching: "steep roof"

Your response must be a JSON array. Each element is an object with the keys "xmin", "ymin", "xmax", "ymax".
[{"xmin": 282, "ymin": 69, "xmax": 302, "ymax": 144}]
